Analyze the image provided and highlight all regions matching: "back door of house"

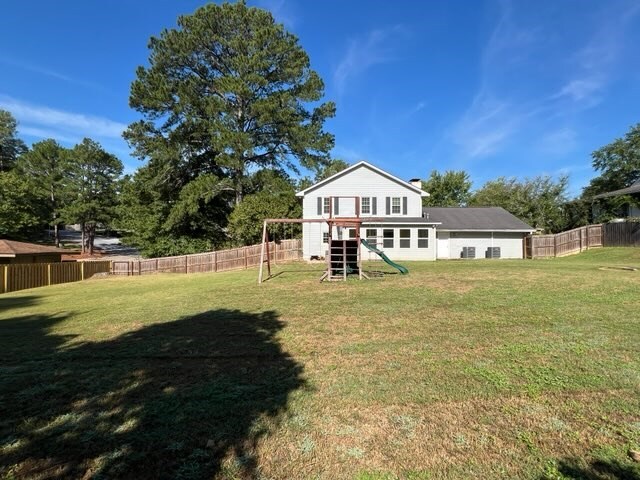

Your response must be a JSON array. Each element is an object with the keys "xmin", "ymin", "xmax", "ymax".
[{"xmin": 437, "ymin": 231, "xmax": 450, "ymax": 259}]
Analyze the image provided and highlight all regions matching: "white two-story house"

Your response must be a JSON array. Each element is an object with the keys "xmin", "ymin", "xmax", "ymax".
[
  {"xmin": 295, "ymin": 161, "xmax": 534, "ymax": 261},
  {"xmin": 296, "ymin": 161, "xmax": 439, "ymax": 261}
]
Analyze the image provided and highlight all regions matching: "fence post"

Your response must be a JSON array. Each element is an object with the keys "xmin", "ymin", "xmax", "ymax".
[
  {"xmin": 214, "ymin": 251, "xmax": 218, "ymax": 272},
  {"xmin": 2, "ymin": 265, "xmax": 7, "ymax": 293},
  {"xmin": 184, "ymin": 256, "xmax": 188, "ymax": 274},
  {"xmin": 274, "ymin": 242, "xmax": 278, "ymax": 265},
  {"xmin": 81, "ymin": 262, "xmax": 85, "ymax": 281},
  {"xmin": 156, "ymin": 258, "xmax": 159, "ymax": 273},
  {"xmin": 553, "ymin": 234, "xmax": 557, "ymax": 257},
  {"xmin": 244, "ymin": 247, "xmax": 248, "ymax": 269},
  {"xmin": 47, "ymin": 264, "xmax": 51, "ymax": 286},
  {"xmin": 138, "ymin": 260, "xmax": 142, "ymax": 275}
]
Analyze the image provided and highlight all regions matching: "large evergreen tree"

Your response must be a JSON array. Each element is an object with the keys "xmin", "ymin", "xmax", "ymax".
[
  {"xmin": 0, "ymin": 109, "xmax": 27, "ymax": 172},
  {"xmin": 61, "ymin": 139, "xmax": 123, "ymax": 255},
  {"xmin": 122, "ymin": 1, "xmax": 334, "ymax": 256},
  {"xmin": 16, "ymin": 139, "xmax": 69, "ymax": 246}
]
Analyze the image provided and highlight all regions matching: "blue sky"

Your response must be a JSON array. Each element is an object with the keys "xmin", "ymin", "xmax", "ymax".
[{"xmin": 1, "ymin": 0, "xmax": 639, "ymax": 196}]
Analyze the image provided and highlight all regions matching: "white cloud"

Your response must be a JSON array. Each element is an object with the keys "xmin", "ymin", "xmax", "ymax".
[
  {"xmin": 538, "ymin": 127, "xmax": 578, "ymax": 155},
  {"xmin": 333, "ymin": 25, "xmax": 407, "ymax": 94},
  {"xmin": 0, "ymin": 95, "xmax": 126, "ymax": 139},
  {"xmin": 450, "ymin": 0, "xmax": 638, "ymax": 160},
  {"xmin": 0, "ymin": 57, "xmax": 106, "ymax": 91},
  {"xmin": 17, "ymin": 126, "xmax": 80, "ymax": 145}
]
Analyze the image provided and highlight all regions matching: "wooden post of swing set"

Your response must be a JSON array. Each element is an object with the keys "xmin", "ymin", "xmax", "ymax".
[{"xmin": 258, "ymin": 220, "xmax": 271, "ymax": 284}]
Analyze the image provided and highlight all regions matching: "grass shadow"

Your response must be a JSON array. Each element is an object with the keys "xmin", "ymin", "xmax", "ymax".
[
  {"xmin": 0, "ymin": 308, "xmax": 305, "ymax": 479},
  {"xmin": 541, "ymin": 457, "xmax": 640, "ymax": 480}
]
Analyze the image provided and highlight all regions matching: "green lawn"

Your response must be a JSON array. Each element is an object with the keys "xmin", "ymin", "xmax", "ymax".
[{"xmin": 1, "ymin": 248, "xmax": 639, "ymax": 479}]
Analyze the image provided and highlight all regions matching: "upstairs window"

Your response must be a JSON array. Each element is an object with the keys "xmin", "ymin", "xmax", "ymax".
[
  {"xmin": 323, "ymin": 197, "xmax": 331, "ymax": 214},
  {"xmin": 391, "ymin": 197, "xmax": 401, "ymax": 214},
  {"xmin": 361, "ymin": 197, "xmax": 371, "ymax": 214}
]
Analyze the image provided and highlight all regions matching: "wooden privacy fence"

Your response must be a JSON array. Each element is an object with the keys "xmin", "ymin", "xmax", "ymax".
[
  {"xmin": 111, "ymin": 239, "xmax": 302, "ymax": 276},
  {"xmin": 603, "ymin": 221, "xmax": 640, "ymax": 247},
  {"xmin": 526, "ymin": 224, "xmax": 603, "ymax": 259},
  {"xmin": 1, "ymin": 261, "xmax": 111, "ymax": 294}
]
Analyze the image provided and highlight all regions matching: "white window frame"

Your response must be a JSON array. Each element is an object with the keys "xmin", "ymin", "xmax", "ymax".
[
  {"xmin": 391, "ymin": 197, "xmax": 401, "ymax": 215},
  {"xmin": 322, "ymin": 231, "xmax": 329, "ymax": 244},
  {"xmin": 418, "ymin": 229, "xmax": 429, "ymax": 248},
  {"xmin": 323, "ymin": 197, "xmax": 331, "ymax": 214},
  {"xmin": 399, "ymin": 229, "xmax": 411, "ymax": 248},
  {"xmin": 361, "ymin": 197, "xmax": 371, "ymax": 215},
  {"xmin": 383, "ymin": 229, "xmax": 394, "ymax": 249}
]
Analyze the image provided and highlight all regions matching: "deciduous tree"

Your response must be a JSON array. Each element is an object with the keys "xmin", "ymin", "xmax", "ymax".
[
  {"xmin": 421, "ymin": 170, "xmax": 471, "ymax": 207},
  {"xmin": 470, "ymin": 175, "xmax": 568, "ymax": 233}
]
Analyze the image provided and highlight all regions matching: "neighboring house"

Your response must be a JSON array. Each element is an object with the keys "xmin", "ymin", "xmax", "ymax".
[
  {"xmin": 593, "ymin": 180, "xmax": 640, "ymax": 218},
  {"xmin": 0, "ymin": 240, "xmax": 68, "ymax": 264},
  {"xmin": 295, "ymin": 161, "xmax": 534, "ymax": 261},
  {"xmin": 424, "ymin": 207, "xmax": 534, "ymax": 259}
]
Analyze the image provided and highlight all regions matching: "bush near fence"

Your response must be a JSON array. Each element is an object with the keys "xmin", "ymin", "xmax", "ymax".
[
  {"xmin": 1, "ymin": 261, "xmax": 111, "ymax": 294},
  {"xmin": 111, "ymin": 239, "xmax": 302, "ymax": 276}
]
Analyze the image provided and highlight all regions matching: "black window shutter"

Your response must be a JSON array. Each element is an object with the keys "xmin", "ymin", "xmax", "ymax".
[
  {"xmin": 334, "ymin": 197, "xmax": 339, "ymax": 215},
  {"xmin": 317, "ymin": 197, "xmax": 322, "ymax": 215},
  {"xmin": 385, "ymin": 197, "xmax": 391, "ymax": 215},
  {"xmin": 372, "ymin": 197, "xmax": 377, "ymax": 215},
  {"xmin": 402, "ymin": 197, "xmax": 408, "ymax": 215}
]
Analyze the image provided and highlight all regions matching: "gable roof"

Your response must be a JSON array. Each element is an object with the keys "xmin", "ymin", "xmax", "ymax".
[
  {"xmin": 295, "ymin": 161, "xmax": 430, "ymax": 197},
  {"xmin": 593, "ymin": 180, "xmax": 640, "ymax": 199},
  {"xmin": 0, "ymin": 239, "xmax": 67, "ymax": 257},
  {"xmin": 423, "ymin": 207, "xmax": 534, "ymax": 231}
]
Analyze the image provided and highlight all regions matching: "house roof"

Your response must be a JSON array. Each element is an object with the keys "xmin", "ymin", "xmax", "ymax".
[
  {"xmin": 295, "ymin": 161, "xmax": 430, "ymax": 197},
  {"xmin": 423, "ymin": 207, "xmax": 534, "ymax": 231},
  {"xmin": 0, "ymin": 239, "xmax": 67, "ymax": 257},
  {"xmin": 593, "ymin": 180, "xmax": 640, "ymax": 199},
  {"xmin": 362, "ymin": 217, "xmax": 440, "ymax": 225}
]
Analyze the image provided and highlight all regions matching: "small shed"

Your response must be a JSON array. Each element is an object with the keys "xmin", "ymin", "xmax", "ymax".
[{"xmin": 0, "ymin": 240, "xmax": 68, "ymax": 265}]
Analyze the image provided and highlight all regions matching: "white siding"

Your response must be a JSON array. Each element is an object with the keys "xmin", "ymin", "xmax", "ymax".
[
  {"xmin": 302, "ymin": 164, "xmax": 424, "ymax": 220},
  {"xmin": 446, "ymin": 232, "xmax": 525, "ymax": 259}
]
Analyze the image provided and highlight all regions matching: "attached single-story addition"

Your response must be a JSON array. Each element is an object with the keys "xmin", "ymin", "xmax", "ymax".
[
  {"xmin": 295, "ymin": 161, "xmax": 534, "ymax": 261},
  {"xmin": 424, "ymin": 207, "xmax": 534, "ymax": 259},
  {"xmin": 0, "ymin": 239, "xmax": 68, "ymax": 264}
]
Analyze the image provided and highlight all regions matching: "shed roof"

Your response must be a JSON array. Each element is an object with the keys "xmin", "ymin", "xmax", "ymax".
[
  {"xmin": 0, "ymin": 239, "xmax": 67, "ymax": 257},
  {"xmin": 593, "ymin": 180, "xmax": 640, "ymax": 199},
  {"xmin": 423, "ymin": 207, "xmax": 534, "ymax": 231}
]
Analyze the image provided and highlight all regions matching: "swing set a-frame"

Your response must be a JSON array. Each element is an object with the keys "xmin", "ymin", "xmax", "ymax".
[{"xmin": 258, "ymin": 196, "xmax": 372, "ymax": 283}]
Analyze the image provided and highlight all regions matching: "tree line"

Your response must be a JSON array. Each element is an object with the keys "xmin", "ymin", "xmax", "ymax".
[
  {"xmin": 421, "ymin": 123, "xmax": 640, "ymax": 232},
  {"xmin": 0, "ymin": 112, "xmax": 123, "ymax": 254},
  {"xmin": 1, "ymin": 1, "xmax": 638, "ymax": 257}
]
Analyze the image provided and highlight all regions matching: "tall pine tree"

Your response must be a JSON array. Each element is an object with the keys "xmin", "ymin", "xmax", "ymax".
[{"xmin": 122, "ymin": 1, "xmax": 334, "ymax": 256}]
